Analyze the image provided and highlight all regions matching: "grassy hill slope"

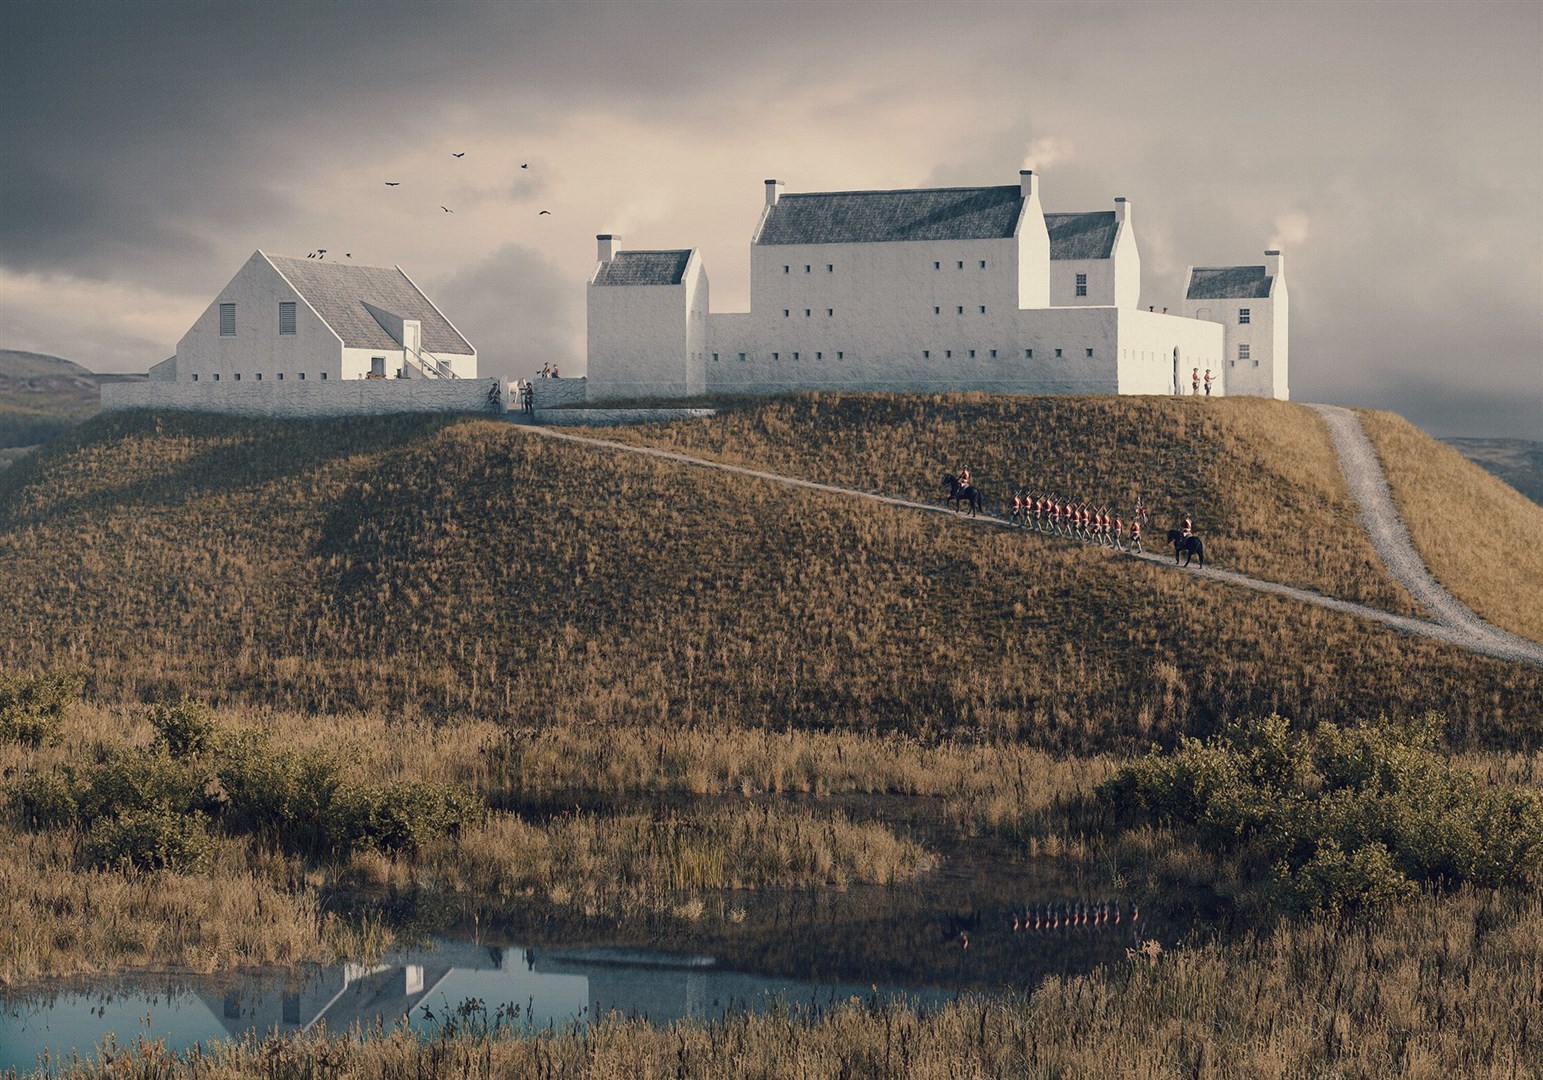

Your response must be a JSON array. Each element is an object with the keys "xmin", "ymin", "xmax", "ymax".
[
  {"xmin": 1363, "ymin": 410, "xmax": 1543, "ymax": 644},
  {"xmin": 599, "ymin": 394, "xmax": 1420, "ymax": 618},
  {"xmin": 1, "ymin": 408, "xmax": 1537, "ymax": 750},
  {"xmin": 0, "ymin": 349, "xmax": 100, "ymax": 451}
]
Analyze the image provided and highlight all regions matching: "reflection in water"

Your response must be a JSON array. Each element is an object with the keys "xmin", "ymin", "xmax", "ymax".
[{"xmin": 1, "ymin": 888, "xmax": 1161, "ymax": 1074}]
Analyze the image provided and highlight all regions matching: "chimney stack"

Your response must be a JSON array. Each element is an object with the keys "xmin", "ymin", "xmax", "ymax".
[
  {"xmin": 1019, "ymin": 170, "xmax": 1037, "ymax": 200},
  {"xmin": 597, "ymin": 234, "xmax": 620, "ymax": 262},
  {"xmin": 1114, "ymin": 196, "xmax": 1129, "ymax": 224},
  {"xmin": 1264, "ymin": 249, "xmax": 1284, "ymax": 282},
  {"xmin": 764, "ymin": 179, "xmax": 784, "ymax": 207}
]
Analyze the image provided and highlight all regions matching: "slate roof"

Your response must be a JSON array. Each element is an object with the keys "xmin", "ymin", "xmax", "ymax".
[
  {"xmin": 1186, "ymin": 266, "xmax": 1273, "ymax": 300},
  {"xmin": 756, "ymin": 186, "xmax": 1023, "ymax": 245},
  {"xmin": 592, "ymin": 250, "xmax": 693, "ymax": 286},
  {"xmin": 264, "ymin": 254, "xmax": 474, "ymax": 354},
  {"xmin": 1045, "ymin": 212, "xmax": 1119, "ymax": 260}
]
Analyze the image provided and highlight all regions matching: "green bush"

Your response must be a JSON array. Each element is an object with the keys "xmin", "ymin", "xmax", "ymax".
[
  {"xmin": 8, "ymin": 772, "xmax": 79, "ymax": 829},
  {"xmin": 0, "ymin": 669, "xmax": 83, "ymax": 747},
  {"xmin": 1102, "ymin": 714, "xmax": 1543, "ymax": 915},
  {"xmin": 85, "ymin": 805, "xmax": 215, "ymax": 872},
  {"xmin": 148, "ymin": 697, "xmax": 216, "ymax": 759}
]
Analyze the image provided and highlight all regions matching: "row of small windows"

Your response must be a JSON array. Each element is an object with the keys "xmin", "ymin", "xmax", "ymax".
[
  {"xmin": 784, "ymin": 264, "xmax": 836, "ymax": 274},
  {"xmin": 784, "ymin": 308, "xmax": 837, "ymax": 317},
  {"xmin": 190, "ymin": 372, "xmax": 328, "ymax": 382},
  {"xmin": 918, "ymin": 347, "xmax": 1092, "ymax": 360},
  {"xmin": 933, "ymin": 260, "xmax": 989, "ymax": 270},
  {"xmin": 933, "ymin": 305, "xmax": 989, "ymax": 315},
  {"xmin": 219, "ymin": 302, "xmax": 298, "ymax": 336},
  {"xmin": 712, "ymin": 351, "xmax": 847, "ymax": 362}
]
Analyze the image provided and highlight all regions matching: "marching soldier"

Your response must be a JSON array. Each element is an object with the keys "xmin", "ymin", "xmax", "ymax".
[{"xmin": 1129, "ymin": 515, "xmax": 1143, "ymax": 554}]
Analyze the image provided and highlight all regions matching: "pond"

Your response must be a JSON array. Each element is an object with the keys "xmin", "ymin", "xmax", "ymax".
[{"xmin": 1, "ymin": 892, "xmax": 1157, "ymax": 1074}]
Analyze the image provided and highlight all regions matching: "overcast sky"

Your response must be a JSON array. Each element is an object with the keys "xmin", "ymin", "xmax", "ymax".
[{"xmin": 3, "ymin": 0, "xmax": 1539, "ymax": 436}]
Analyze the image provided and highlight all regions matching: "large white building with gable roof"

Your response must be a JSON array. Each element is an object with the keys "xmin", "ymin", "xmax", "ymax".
[
  {"xmin": 586, "ymin": 170, "xmax": 1288, "ymax": 402},
  {"xmin": 1182, "ymin": 252, "xmax": 1289, "ymax": 400}
]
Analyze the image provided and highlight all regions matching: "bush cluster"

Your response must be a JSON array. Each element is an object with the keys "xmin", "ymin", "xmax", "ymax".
[
  {"xmin": 0, "ymin": 668, "xmax": 83, "ymax": 747},
  {"xmin": 7, "ymin": 703, "xmax": 482, "ymax": 871},
  {"xmin": 1102, "ymin": 714, "xmax": 1543, "ymax": 914}
]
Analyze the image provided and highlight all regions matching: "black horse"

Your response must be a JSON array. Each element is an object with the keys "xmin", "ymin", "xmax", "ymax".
[
  {"xmin": 1167, "ymin": 529, "xmax": 1205, "ymax": 567},
  {"xmin": 943, "ymin": 473, "xmax": 983, "ymax": 517}
]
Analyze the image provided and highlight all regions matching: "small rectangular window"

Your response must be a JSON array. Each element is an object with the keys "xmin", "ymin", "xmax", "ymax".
[
  {"xmin": 957, "ymin": 306, "xmax": 964, "ymax": 315},
  {"xmin": 1239, "ymin": 308, "xmax": 1251, "ymax": 324},
  {"xmin": 836, "ymin": 351, "xmax": 844, "ymax": 360},
  {"xmin": 320, "ymin": 373, "xmax": 327, "ymax": 380},
  {"xmin": 933, "ymin": 261, "xmax": 941, "ymax": 270},
  {"xmin": 783, "ymin": 266, "xmax": 790, "ymax": 274},
  {"xmin": 279, "ymin": 301, "xmax": 296, "ymax": 335},
  {"xmin": 712, "ymin": 353, "xmax": 719, "ymax": 362},
  {"xmin": 793, "ymin": 351, "xmax": 800, "ymax": 360},
  {"xmin": 1229, "ymin": 360, "xmax": 1236, "ymax": 368},
  {"xmin": 945, "ymin": 350, "xmax": 953, "ymax": 359},
  {"xmin": 191, "ymin": 373, "xmax": 199, "ymax": 382},
  {"xmin": 990, "ymin": 349, "xmax": 997, "ymax": 358},
  {"xmin": 816, "ymin": 351, "xmax": 823, "ymax": 360},
  {"xmin": 212, "ymin": 373, "xmax": 220, "ymax": 381},
  {"xmin": 804, "ymin": 265, "xmax": 811, "ymax": 273},
  {"xmin": 784, "ymin": 309, "xmax": 790, "ymax": 317},
  {"xmin": 968, "ymin": 349, "xmax": 976, "ymax": 358},
  {"xmin": 219, "ymin": 303, "xmax": 236, "ymax": 336},
  {"xmin": 299, "ymin": 372, "xmax": 306, "ymax": 379},
  {"xmin": 957, "ymin": 261, "xmax": 964, "ymax": 269},
  {"xmin": 923, "ymin": 350, "xmax": 930, "ymax": 359},
  {"xmin": 773, "ymin": 352, "xmax": 780, "ymax": 360},
  {"xmin": 1086, "ymin": 348, "xmax": 1094, "ymax": 358},
  {"xmin": 1239, "ymin": 344, "xmax": 1251, "ymax": 360},
  {"xmin": 277, "ymin": 372, "xmax": 284, "ymax": 380},
  {"xmin": 826, "ymin": 308, "xmax": 833, "ymax": 316},
  {"xmin": 979, "ymin": 305, "xmax": 986, "ymax": 314},
  {"xmin": 255, "ymin": 372, "xmax": 262, "ymax": 381},
  {"xmin": 934, "ymin": 306, "xmax": 941, "ymax": 315},
  {"xmin": 979, "ymin": 260, "xmax": 987, "ymax": 269},
  {"xmin": 1025, "ymin": 349, "xmax": 1033, "ymax": 359},
  {"xmin": 1054, "ymin": 349, "xmax": 1063, "ymax": 359},
  {"xmin": 805, "ymin": 309, "xmax": 811, "ymax": 317},
  {"xmin": 234, "ymin": 372, "xmax": 242, "ymax": 381},
  {"xmin": 738, "ymin": 352, "xmax": 746, "ymax": 361},
  {"xmin": 1253, "ymin": 359, "xmax": 1260, "ymax": 367},
  {"xmin": 1075, "ymin": 273, "xmax": 1087, "ymax": 297},
  {"xmin": 827, "ymin": 264, "xmax": 833, "ymax": 273}
]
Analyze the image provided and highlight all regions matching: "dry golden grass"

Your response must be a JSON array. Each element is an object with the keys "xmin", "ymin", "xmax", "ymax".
[
  {"xmin": 598, "ymin": 393, "xmax": 1419, "ymax": 614},
  {"xmin": 30, "ymin": 888, "xmax": 1543, "ymax": 1079},
  {"xmin": 1, "ymin": 412, "xmax": 1535, "ymax": 750},
  {"xmin": 1359, "ymin": 408, "xmax": 1543, "ymax": 644}
]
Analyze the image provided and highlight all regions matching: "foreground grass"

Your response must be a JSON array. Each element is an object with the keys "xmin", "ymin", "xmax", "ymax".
[
  {"xmin": 24, "ymin": 888, "xmax": 1543, "ymax": 1079},
  {"xmin": 1359, "ymin": 408, "xmax": 1543, "ymax": 644}
]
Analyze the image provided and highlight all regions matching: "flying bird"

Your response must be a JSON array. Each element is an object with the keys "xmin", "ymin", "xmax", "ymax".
[
  {"xmin": 345, "ymin": 253, "xmax": 352, "ymax": 259},
  {"xmin": 520, "ymin": 163, "xmax": 529, "ymax": 169},
  {"xmin": 441, "ymin": 206, "xmax": 454, "ymax": 213},
  {"xmin": 385, "ymin": 182, "xmax": 401, "ymax": 186},
  {"xmin": 538, "ymin": 210, "xmax": 551, "ymax": 215},
  {"xmin": 307, "ymin": 253, "xmax": 315, "ymax": 258},
  {"xmin": 452, "ymin": 152, "xmax": 465, "ymax": 158}
]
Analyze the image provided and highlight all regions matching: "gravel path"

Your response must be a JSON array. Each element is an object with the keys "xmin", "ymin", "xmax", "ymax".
[
  {"xmin": 514, "ymin": 422, "xmax": 1543, "ymax": 670},
  {"xmin": 1307, "ymin": 404, "xmax": 1543, "ymax": 667}
]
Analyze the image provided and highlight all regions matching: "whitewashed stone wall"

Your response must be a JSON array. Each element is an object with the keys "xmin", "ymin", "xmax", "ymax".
[{"xmin": 102, "ymin": 378, "xmax": 504, "ymax": 418}]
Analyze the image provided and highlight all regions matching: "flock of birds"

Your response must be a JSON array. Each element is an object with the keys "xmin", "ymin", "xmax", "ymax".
[{"xmin": 303, "ymin": 152, "xmax": 549, "ymax": 262}]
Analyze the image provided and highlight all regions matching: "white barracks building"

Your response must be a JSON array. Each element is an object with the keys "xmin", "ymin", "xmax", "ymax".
[{"xmin": 586, "ymin": 170, "xmax": 1287, "ymax": 402}]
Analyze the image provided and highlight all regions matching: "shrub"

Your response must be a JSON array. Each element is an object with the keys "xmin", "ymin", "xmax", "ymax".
[
  {"xmin": 8, "ymin": 772, "xmax": 79, "ymax": 829},
  {"xmin": 85, "ymin": 805, "xmax": 215, "ymax": 872},
  {"xmin": 1103, "ymin": 713, "xmax": 1543, "ymax": 915},
  {"xmin": 0, "ymin": 669, "xmax": 83, "ymax": 747},
  {"xmin": 148, "ymin": 696, "xmax": 216, "ymax": 759}
]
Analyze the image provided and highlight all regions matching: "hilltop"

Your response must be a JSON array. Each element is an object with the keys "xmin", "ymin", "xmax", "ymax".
[
  {"xmin": 0, "ymin": 349, "xmax": 102, "ymax": 457},
  {"xmin": 1, "ymin": 397, "xmax": 1537, "ymax": 747}
]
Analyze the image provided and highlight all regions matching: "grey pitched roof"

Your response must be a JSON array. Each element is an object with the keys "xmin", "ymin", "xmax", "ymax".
[
  {"xmin": 264, "ymin": 254, "xmax": 474, "ymax": 354},
  {"xmin": 1045, "ymin": 212, "xmax": 1119, "ymax": 260},
  {"xmin": 592, "ymin": 250, "xmax": 692, "ymax": 286},
  {"xmin": 1187, "ymin": 266, "xmax": 1273, "ymax": 300},
  {"xmin": 756, "ymin": 186, "xmax": 1023, "ymax": 245}
]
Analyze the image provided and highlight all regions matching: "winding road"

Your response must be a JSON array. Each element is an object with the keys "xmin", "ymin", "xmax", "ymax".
[{"xmin": 513, "ymin": 417, "xmax": 1543, "ymax": 671}]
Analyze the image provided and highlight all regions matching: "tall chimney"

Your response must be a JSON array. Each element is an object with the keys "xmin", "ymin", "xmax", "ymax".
[
  {"xmin": 1114, "ymin": 196, "xmax": 1129, "ymax": 224},
  {"xmin": 1019, "ymin": 170, "xmax": 1037, "ymax": 200},
  {"xmin": 1264, "ymin": 249, "xmax": 1284, "ymax": 281},
  {"xmin": 764, "ymin": 179, "xmax": 784, "ymax": 207},
  {"xmin": 597, "ymin": 234, "xmax": 620, "ymax": 262}
]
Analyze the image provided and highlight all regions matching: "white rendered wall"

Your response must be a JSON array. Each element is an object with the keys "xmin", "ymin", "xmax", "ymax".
[
  {"xmin": 1113, "ymin": 220, "xmax": 1141, "ymax": 311},
  {"xmin": 1017, "ymin": 189, "xmax": 1051, "ymax": 309},
  {"xmin": 1116, "ymin": 308, "xmax": 1226, "ymax": 396},
  {"xmin": 102, "ymin": 378, "xmax": 501, "ymax": 418},
  {"xmin": 1270, "ymin": 276, "xmax": 1289, "ymax": 400},
  {"xmin": 175, "ymin": 253, "xmax": 343, "ymax": 382},
  {"xmin": 684, "ymin": 257, "xmax": 708, "ymax": 396},
  {"xmin": 1049, "ymin": 257, "xmax": 1117, "ymax": 307},
  {"xmin": 1181, "ymin": 292, "xmax": 1281, "ymax": 399},
  {"xmin": 586, "ymin": 278, "xmax": 694, "ymax": 401}
]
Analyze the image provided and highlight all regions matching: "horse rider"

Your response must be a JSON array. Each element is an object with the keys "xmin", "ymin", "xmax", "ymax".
[
  {"xmin": 958, "ymin": 466, "xmax": 972, "ymax": 491},
  {"xmin": 1182, "ymin": 514, "xmax": 1193, "ymax": 539}
]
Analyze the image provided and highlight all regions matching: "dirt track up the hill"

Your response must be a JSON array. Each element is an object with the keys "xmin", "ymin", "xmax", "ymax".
[{"xmin": 514, "ymin": 422, "xmax": 1543, "ymax": 671}]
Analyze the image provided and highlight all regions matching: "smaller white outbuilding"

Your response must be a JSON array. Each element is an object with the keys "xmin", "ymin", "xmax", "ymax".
[{"xmin": 156, "ymin": 250, "xmax": 477, "ymax": 386}]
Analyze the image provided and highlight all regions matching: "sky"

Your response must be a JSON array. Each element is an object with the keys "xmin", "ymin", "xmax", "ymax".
[{"xmin": 2, "ymin": 0, "xmax": 1539, "ymax": 437}]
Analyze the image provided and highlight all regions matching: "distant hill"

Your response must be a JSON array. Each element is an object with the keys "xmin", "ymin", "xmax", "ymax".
[
  {"xmin": 1443, "ymin": 438, "xmax": 1543, "ymax": 506},
  {"xmin": 0, "ymin": 349, "xmax": 102, "ymax": 455}
]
